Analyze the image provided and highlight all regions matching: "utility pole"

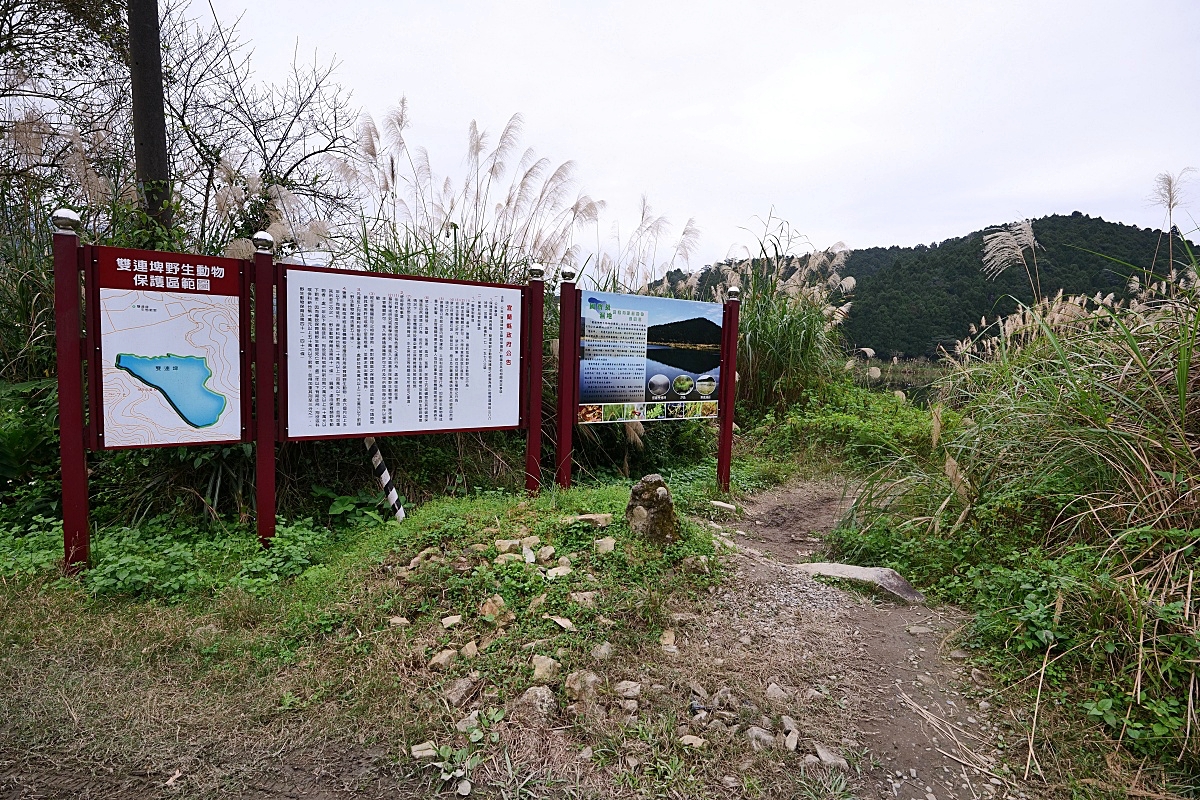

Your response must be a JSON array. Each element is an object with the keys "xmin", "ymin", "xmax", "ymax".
[{"xmin": 127, "ymin": 0, "xmax": 172, "ymax": 230}]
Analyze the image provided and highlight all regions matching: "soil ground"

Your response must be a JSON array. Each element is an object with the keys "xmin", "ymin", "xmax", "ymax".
[{"xmin": 0, "ymin": 480, "xmax": 1050, "ymax": 799}]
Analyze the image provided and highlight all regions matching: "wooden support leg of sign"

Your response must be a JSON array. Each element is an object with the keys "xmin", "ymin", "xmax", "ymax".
[
  {"xmin": 253, "ymin": 244, "xmax": 277, "ymax": 545},
  {"xmin": 554, "ymin": 274, "xmax": 580, "ymax": 489},
  {"xmin": 53, "ymin": 218, "xmax": 90, "ymax": 572},
  {"xmin": 716, "ymin": 291, "xmax": 741, "ymax": 493},
  {"xmin": 524, "ymin": 271, "xmax": 545, "ymax": 494}
]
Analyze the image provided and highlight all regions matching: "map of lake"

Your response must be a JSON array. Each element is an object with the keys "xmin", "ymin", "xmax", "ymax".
[{"xmin": 115, "ymin": 353, "xmax": 227, "ymax": 428}]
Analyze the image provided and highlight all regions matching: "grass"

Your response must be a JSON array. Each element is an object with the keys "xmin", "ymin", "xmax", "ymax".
[
  {"xmin": 835, "ymin": 251, "xmax": 1200, "ymax": 776},
  {"xmin": 0, "ymin": 481, "xmax": 726, "ymax": 794}
]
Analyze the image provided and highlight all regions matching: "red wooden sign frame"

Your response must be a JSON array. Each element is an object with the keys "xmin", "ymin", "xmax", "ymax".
[
  {"xmin": 552, "ymin": 278, "xmax": 740, "ymax": 492},
  {"xmin": 85, "ymin": 245, "xmax": 253, "ymax": 451},
  {"xmin": 52, "ymin": 227, "xmax": 547, "ymax": 567}
]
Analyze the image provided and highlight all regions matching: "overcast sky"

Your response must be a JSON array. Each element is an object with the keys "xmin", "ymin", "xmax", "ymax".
[{"xmin": 205, "ymin": 0, "xmax": 1198, "ymax": 265}]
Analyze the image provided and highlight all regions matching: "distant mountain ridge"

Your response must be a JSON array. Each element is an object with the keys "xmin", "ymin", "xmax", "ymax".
[
  {"xmin": 840, "ymin": 212, "xmax": 1181, "ymax": 357},
  {"xmin": 647, "ymin": 317, "xmax": 722, "ymax": 346}
]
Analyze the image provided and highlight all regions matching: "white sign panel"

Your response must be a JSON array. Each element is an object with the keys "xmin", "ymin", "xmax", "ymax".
[{"xmin": 285, "ymin": 269, "xmax": 523, "ymax": 438}]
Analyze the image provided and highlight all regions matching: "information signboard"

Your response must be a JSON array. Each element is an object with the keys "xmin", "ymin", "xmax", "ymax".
[
  {"xmin": 576, "ymin": 291, "xmax": 723, "ymax": 424},
  {"xmin": 283, "ymin": 267, "xmax": 523, "ymax": 438},
  {"xmin": 95, "ymin": 247, "xmax": 245, "ymax": 447}
]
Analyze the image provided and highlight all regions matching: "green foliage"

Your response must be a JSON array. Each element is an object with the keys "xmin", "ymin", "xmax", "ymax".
[
  {"xmin": 229, "ymin": 520, "xmax": 334, "ymax": 596},
  {"xmin": 0, "ymin": 515, "xmax": 63, "ymax": 575},
  {"xmin": 841, "ymin": 258, "xmax": 1200, "ymax": 766},
  {"xmin": 761, "ymin": 381, "xmax": 933, "ymax": 467}
]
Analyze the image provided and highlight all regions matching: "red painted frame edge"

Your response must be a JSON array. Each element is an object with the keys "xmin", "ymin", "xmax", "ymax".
[{"xmin": 85, "ymin": 247, "xmax": 253, "ymax": 451}]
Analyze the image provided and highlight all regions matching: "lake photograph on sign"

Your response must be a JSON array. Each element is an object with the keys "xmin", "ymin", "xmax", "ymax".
[{"xmin": 577, "ymin": 291, "xmax": 723, "ymax": 424}]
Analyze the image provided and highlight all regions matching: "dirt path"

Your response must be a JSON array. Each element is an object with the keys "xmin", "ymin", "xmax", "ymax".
[{"xmin": 703, "ymin": 479, "xmax": 1037, "ymax": 800}]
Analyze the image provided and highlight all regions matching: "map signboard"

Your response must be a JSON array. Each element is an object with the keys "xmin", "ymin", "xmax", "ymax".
[
  {"xmin": 95, "ymin": 247, "xmax": 245, "ymax": 448},
  {"xmin": 283, "ymin": 268, "xmax": 523, "ymax": 439},
  {"xmin": 576, "ymin": 291, "xmax": 724, "ymax": 424}
]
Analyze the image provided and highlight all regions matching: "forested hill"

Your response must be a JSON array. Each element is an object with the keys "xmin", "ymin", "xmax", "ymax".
[{"xmin": 841, "ymin": 213, "xmax": 1176, "ymax": 357}]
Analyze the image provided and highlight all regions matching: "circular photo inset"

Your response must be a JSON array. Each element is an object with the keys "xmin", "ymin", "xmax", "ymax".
[
  {"xmin": 672, "ymin": 374, "xmax": 695, "ymax": 396},
  {"xmin": 647, "ymin": 374, "xmax": 670, "ymax": 396},
  {"xmin": 696, "ymin": 375, "xmax": 717, "ymax": 396}
]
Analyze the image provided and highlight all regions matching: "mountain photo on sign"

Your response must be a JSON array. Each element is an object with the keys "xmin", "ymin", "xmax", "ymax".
[{"xmin": 577, "ymin": 292, "xmax": 723, "ymax": 423}]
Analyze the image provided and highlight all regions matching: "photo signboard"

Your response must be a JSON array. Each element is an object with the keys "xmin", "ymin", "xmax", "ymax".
[
  {"xmin": 95, "ymin": 247, "xmax": 246, "ymax": 448},
  {"xmin": 283, "ymin": 267, "xmax": 524, "ymax": 439},
  {"xmin": 576, "ymin": 291, "xmax": 724, "ymax": 424}
]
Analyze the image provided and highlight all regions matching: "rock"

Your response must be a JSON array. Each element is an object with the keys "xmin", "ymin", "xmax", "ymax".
[
  {"xmin": 455, "ymin": 710, "xmax": 480, "ymax": 732},
  {"xmin": 689, "ymin": 681, "xmax": 709, "ymax": 701},
  {"xmin": 594, "ymin": 537, "xmax": 617, "ymax": 555},
  {"xmin": 591, "ymin": 641, "xmax": 614, "ymax": 661},
  {"xmin": 455, "ymin": 778, "xmax": 471, "ymax": 796},
  {"xmin": 745, "ymin": 725, "xmax": 776, "ymax": 751},
  {"xmin": 409, "ymin": 546, "xmax": 439, "ymax": 569},
  {"xmin": 520, "ymin": 535, "xmax": 541, "ymax": 549},
  {"xmin": 522, "ymin": 546, "xmax": 537, "ymax": 563},
  {"xmin": 479, "ymin": 594, "xmax": 506, "ymax": 618},
  {"xmin": 528, "ymin": 593, "xmax": 547, "ymax": 612},
  {"xmin": 545, "ymin": 565, "xmax": 572, "ymax": 580},
  {"xmin": 514, "ymin": 685, "xmax": 556, "ymax": 720},
  {"xmin": 459, "ymin": 640, "xmax": 478, "ymax": 659},
  {"xmin": 916, "ymin": 673, "xmax": 935, "ymax": 686},
  {"xmin": 722, "ymin": 776, "xmax": 740, "ymax": 789},
  {"xmin": 950, "ymin": 649, "xmax": 970, "ymax": 660},
  {"xmin": 468, "ymin": 543, "xmax": 489, "ymax": 552},
  {"xmin": 971, "ymin": 668, "xmax": 988, "ymax": 685},
  {"xmin": 579, "ymin": 746, "xmax": 593, "ymax": 761},
  {"xmin": 617, "ymin": 699, "xmax": 639, "ymax": 713},
  {"xmin": 494, "ymin": 553, "xmax": 523, "ymax": 565},
  {"xmin": 563, "ymin": 513, "xmax": 613, "ymax": 527},
  {"xmin": 710, "ymin": 500, "xmax": 736, "ymax": 512},
  {"xmin": 661, "ymin": 645, "xmax": 679, "ymax": 655},
  {"xmin": 411, "ymin": 740, "xmax": 438, "ymax": 758},
  {"xmin": 712, "ymin": 687, "xmax": 737, "ymax": 710},
  {"xmin": 906, "ymin": 625, "xmax": 936, "ymax": 635},
  {"xmin": 785, "ymin": 730, "xmax": 799, "ymax": 751},
  {"xmin": 814, "ymin": 742, "xmax": 848, "ymax": 770},
  {"xmin": 536, "ymin": 545, "xmax": 556, "ymax": 564},
  {"xmin": 569, "ymin": 591, "xmax": 597, "ymax": 608},
  {"xmin": 765, "ymin": 683, "xmax": 790, "ymax": 703},
  {"xmin": 803, "ymin": 754, "xmax": 820, "ymax": 765},
  {"xmin": 548, "ymin": 615, "xmax": 575, "ymax": 631},
  {"xmin": 565, "ymin": 670, "xmax": 602, "ymax": 703},
  {"xmin": 804, "ymin": 688, "xmax": 823, "ymax": 701},
  {"xmin": 679, "ymin": 735, "xmax": 706, "ymax": 748},
  {"xmin": 531, "ymin": 654, "xmax": 560, "ymax": 683},
  {"xmin": 978, "ymin": 700, "xmax": 992, "ymax": 711},
  {"xmin": 780, "ymin": 715, "xmax": 799, "ymax": 734},
  {"xmin": 444, "ymin": 674, "xmax": 479, "ymax": 706},
  {"xmin": 428, "ymin": 649, "xmax": 456, "ymax": 670},
  {"xmin": 441, "ymin": 614, "xmax": 462, "ymax": 629},
  {"xmin": 793, "ymin": 562, "xmax": 926, "ymax": 604},
  {"xmin": 615, "ymin": 680, "xmax": 642, "ymax": 699},
  {"xmin": 660, "ymin": 629, "xmax": 676, "ymax": 646},
  {"xmin": 625, "ymin": 474, "xmax": 678, "ymax": 545},
  {"xmin": 495, "ymin": 539, "xmax": 520, "ymax": 553},
  {"xmin": 388, "ymin": 616, "xmax": 410, "ymax": 627}
]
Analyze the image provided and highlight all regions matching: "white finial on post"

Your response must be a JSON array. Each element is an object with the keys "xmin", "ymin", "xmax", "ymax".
[
  {"xmin": 560, "ymin": 264, "xmax": 577, "ymax": 283},
  {"xmin": 51, "ymin": 209, "xmax": 81, "ymax": 234},
  {"xmin": 527, "ymin": 262, "xmax": 545, "ymax": 281},
  {"xmin": 252, "ymin": 231, "xmax": 275, "ymax": 253},
  {"xmin": 727, "ymin": 285, "xmax": 740, "ymax": 301}
]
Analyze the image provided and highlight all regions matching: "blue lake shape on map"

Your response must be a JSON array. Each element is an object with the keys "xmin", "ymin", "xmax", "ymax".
[{"xmin": 115, "ymin": 353, "xmax": 227, "ymax": 428}]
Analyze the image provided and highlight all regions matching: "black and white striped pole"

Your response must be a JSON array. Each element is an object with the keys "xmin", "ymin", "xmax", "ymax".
[{"xmin": 364, "ymin": 437, "xmax": 405, "ymax": 522}]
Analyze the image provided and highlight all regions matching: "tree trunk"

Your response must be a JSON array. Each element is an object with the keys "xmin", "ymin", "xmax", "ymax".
[{"xmin": 127, "ymin": 0, "xmax": 171, "ymax": 229}]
